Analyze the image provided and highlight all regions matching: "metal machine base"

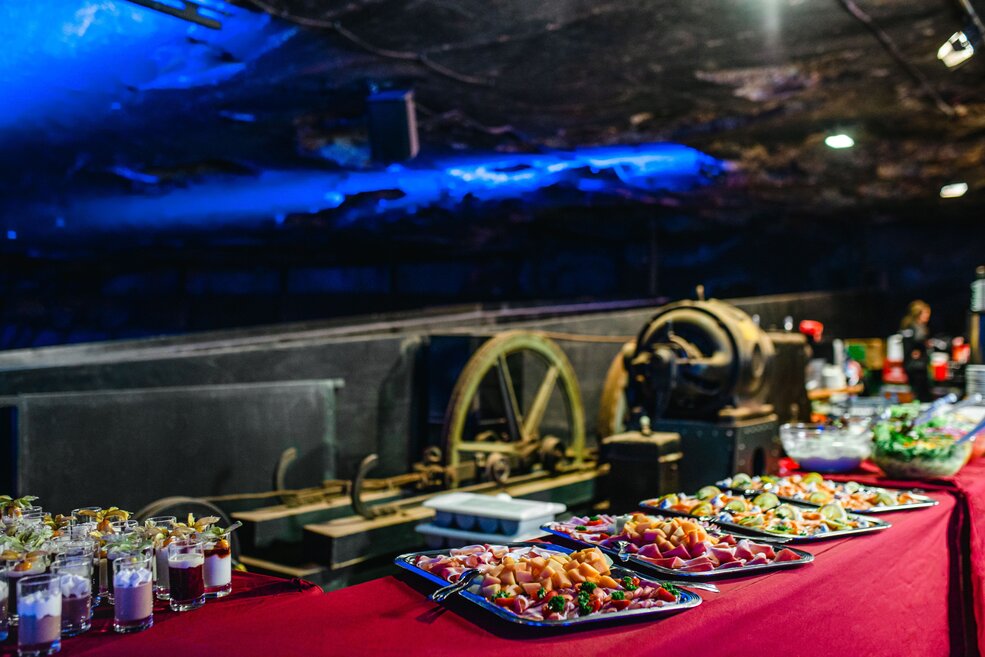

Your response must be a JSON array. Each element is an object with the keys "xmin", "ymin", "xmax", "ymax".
[{"xmin": 652, "ymin": 414, "xmax": 780, "ymax": 491}]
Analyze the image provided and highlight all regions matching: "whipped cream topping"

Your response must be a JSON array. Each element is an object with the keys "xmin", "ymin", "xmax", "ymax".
[
  {"xmin": 114, "ymin": 567, "xmax": 153, "ymax": 588},
  {"xmin": 59, "ymin": 573, "xmax": 91, "ymax": 598},
  {"xmin": 168, "ymin": 553, "xmax": 204, "ymax": 569},
  {"xmin": 18, "ymin": 591, "xmax": 61, "ymax": 619}
]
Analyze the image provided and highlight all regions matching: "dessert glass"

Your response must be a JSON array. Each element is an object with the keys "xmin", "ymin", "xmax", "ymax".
[
  {"xmin": 16, "ymin": 574, "xmax": 61, "ymax": 657},
  {"xmin": 51, "ymin": 558, "xmax": 92, "ymax": 636},
  {"xmin": 203, "ymin": 531, "xmax": 233, "ymax": 598},
  {"xmin": 112, "ymin": 555, "xmax": 153, "ymax": 633},
  {"xmin": 167, "ymin": 539, "xmax": 205, "ymax": 612},
  {"xmin": 0, "ymin": 565, "xmax": 8, "ymax": 642},
  {"xmin": 104, "ymin": 543, "xmax": 151, "ymax": 605},
  {"xmin": 51, "ymin": 541, "xmax": 99, "ymax": 607},
  {"xmin": 145, "ymin": 516, "xmax": 177, "ymax": 600},
  {"xmin": 3, "ymin": 554, "xmax": 49, "ymax": 626}
]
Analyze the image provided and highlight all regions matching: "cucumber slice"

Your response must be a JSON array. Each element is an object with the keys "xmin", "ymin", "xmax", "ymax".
[
  {"xmin": 801, "ymin": 472, "xmax": 824, "ymax": 485},
  {"xmin": 752, "ymin": 492, "xmax": 780, "ymax": 510},
  {"xmin": 696, "ymin": 485, "xmax": 721, "ymax": 500}
]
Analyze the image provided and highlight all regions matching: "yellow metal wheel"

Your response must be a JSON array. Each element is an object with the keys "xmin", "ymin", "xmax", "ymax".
[{"xmin": 441, "ymin": 330, "xmax": 585, "ymax": 487}]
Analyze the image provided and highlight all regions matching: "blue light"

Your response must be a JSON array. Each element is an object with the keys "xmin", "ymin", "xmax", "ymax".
[
  {"xmin": 0, "ymin": 1, "xmax": 296, "ymax": 132},
  {"xmin": 8, "ymin": 143, "xmax": 725, "ymax": 237},
  {"xmin": 6, "ymin": 230, "xmax": 17, "ymax": 240}
]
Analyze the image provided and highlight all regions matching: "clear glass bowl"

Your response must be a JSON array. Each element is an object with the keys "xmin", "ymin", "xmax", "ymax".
[{"xmin": 780, "ymin": 422, "xmax": 873, "ymax": 473}]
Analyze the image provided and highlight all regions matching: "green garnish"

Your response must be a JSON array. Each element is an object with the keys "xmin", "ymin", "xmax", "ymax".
[
  {"xmin": 611, "ymin": 590, "xmax": 626, "ymax": 600},
  {"xmin": 577, "ymin": 590, "xmax": 593, "ymax": 615},
  {"xmin": 547, "ymin": 594, "xmax": 566, "ymax": 612},
  {"xmin": 580, "ymin": 581, "xmax": 597, "ymax": 593},
  {"xmin": 621, "ymin": 576, "xmax": 638, "ymax": 591},
  {"xmin": 661, "ymin": 582, "xmax": 680, "ymax": 597},
  {"xmin": 588, "ymin": 515, "xmax": 600, "ymax": 521},
  {"xmin": 536, "ymin": 587, "xmax": 547, "ymax": 600},
  {"xmin": 493, "ymin": 590, "xmax": 511, "ymax": 599},
  {"xmin": 575, "ymin": 525, "xmax": 588, "ymax": 531}
]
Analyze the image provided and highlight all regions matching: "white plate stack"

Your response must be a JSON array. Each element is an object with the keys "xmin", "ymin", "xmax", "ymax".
[{"xmin": 968, "ymin": 365, "xmax": 985, "ymax": 397}]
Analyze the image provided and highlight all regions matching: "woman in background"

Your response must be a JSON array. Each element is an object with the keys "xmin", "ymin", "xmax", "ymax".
[{"xmin": 901, "ymin": 300, "xmax": 931, "ymax": 400}]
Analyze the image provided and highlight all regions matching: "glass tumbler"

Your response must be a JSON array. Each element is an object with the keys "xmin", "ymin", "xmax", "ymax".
[
  {"xmin": 167, "ymin": 539, "xmax": 205, "ymax": 612},
  {"xmin": 112, "ymin": 555, "xmax": 153, "ymax": 634},
  {"xmin": 17, "ymin": 574, "xmax": 61, "ymax": 657}
]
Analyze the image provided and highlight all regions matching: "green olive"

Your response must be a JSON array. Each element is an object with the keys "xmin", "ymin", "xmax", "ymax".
[{"xmin": 730, "ymin": 473, "xmax": 752, "ymax": 489}]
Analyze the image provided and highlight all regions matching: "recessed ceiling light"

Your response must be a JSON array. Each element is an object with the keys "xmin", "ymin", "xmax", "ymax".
[
  {"xmin": 824, "ymin": 134, "xmax": 855, "ymax": 149},
  {"xmin": 938, "ymin": 32, "xmax": 974, "ymax": 68},
  {"xmin": 940, "ymin": 182, "xmax": 969, "ymax": 198}
]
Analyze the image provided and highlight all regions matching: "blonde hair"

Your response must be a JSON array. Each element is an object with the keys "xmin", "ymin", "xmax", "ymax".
[{"xmin": 901, "ymin": 300, "xmax": 930, "ymax": 330}]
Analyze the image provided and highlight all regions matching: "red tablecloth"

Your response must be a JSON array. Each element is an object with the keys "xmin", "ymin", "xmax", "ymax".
[
  {"xmin": 818, "ymin": 456, "xmax": 985, "ymax": 654},
  {"xmin": 1, "ymin": 572, "xmax": 323, "ymax": 657},
  {"xmin": 2, "ymin": 477, "xmax": 979, "ymax": 656},
  {"xmin": 324, "ymin": 491, "xmax": 963, "ymax": 657}
]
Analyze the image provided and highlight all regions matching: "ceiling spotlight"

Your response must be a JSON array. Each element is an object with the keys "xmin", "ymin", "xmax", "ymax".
[
  {"xmin": 824, "ymin": 134, "xmax": 855, "ymax": 149},
  {"xmin": 940, "ymin": 182, "xmax": 969, "ymax": 198},
  {"xmin": 938, "ymin": 31, "xmax": 974, "ymax": 68}
]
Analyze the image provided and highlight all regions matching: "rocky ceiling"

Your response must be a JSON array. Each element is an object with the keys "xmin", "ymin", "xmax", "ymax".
[
  {"xmin": 1, "ymin": 0, "xmax": 984, "ymax": 246},
  {"xmin": 249, "ymin": 0, "xmax": 985, "ymax": 207}
]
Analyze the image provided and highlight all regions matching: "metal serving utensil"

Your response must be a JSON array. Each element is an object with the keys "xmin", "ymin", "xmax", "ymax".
[{"xmin": 429, "ymin": 568, "xmax": 481, "ymax": 602}]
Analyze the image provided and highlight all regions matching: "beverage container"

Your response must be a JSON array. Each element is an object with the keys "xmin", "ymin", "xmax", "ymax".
[
  {"xmin": 51, "ymin": 558, "xmax": 92, "ymax": 637},
  {"xmin": 17, "ymin": 574, "xmax": 61, "ymax": 656},
  {"xmin": 168, "ymin": 539, "xmax": 205, "ymax": 612},
  {"xmin": 112, "ymin": 555, "xmax": 153, "ymax": 633}
]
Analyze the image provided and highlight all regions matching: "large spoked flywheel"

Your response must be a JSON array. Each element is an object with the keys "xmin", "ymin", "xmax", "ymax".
[{"xmin": 441, "ymin": 331, "xmax": 586, "ymax": 487}]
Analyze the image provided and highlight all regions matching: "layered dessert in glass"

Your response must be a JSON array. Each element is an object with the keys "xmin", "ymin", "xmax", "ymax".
[
  {"xmin": 3, "ymin": 555, "xmax": 48, "ymax": 626},
  {"xmin": 0, "ymin": 574, "xmax": 7, "ymax": 642},
  {"xmin": 203, "ymin": 533, "xmax": 232, "ymax": 598},
  {"xmin": 17, "ymin": 574, "xmax": 61, "ymax": 657},
  {"xmin": 168, "ymin": 540, "xmax": 205, "ymax": 612},
  {"xmin": 112, "ymin": 556, "xmax": 153, "ymax": 633},
  {"xmin": 52, "ymin": 559, "xmax": 92, "ymax": 636}
]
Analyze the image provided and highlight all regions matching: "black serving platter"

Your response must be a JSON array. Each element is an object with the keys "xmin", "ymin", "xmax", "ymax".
[{"xmin": 394, "ymin": 541, "xmax": 701, "ymax": 627}]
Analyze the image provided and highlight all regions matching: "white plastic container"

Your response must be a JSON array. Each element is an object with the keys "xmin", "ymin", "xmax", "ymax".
[
  {"xmin": 414, "ymin": 523, "xmax": 548, "ymax": 549},
  {"xmin": 423, "ymin": 492, "xmax": 565, "ymax": 536}
]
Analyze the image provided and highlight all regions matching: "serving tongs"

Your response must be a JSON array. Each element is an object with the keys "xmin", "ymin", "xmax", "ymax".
[{"xmin": 429, "ymin": 568, "xmax": 481, "ymax": 602}]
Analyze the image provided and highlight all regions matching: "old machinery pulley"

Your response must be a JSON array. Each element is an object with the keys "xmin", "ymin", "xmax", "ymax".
[
  {"xmin": 441, "ymin": 330, "xmax": 586, "ymax": 487},
  {"xmin": 625, "ymin": 298, "xmax": 775, "ymax": 425}
]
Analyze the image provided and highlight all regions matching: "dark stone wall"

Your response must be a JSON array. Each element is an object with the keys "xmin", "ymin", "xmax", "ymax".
[{"xmin": 2, "ymin": 205, "xmax": 980, "ymax": 350}]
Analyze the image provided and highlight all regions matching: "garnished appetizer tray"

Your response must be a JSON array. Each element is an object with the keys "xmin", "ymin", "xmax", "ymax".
[
  {"xmin": 542, "ymin": 513, "xmax": 813, "ymax": 579},
  {"xmin": 717, "ymin": 472, "xmax": 939, "ymax": 514},
  {"xmin": 395, "ymin": 542, "xmax": 700, "ymax": 627},
  {"xmin": 640, "ymin": 487, "xmax": 890, "ymax": 542}
]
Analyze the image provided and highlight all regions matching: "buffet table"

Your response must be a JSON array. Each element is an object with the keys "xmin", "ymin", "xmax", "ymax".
[
  {"xmin": 0, "ymin": 572, "xmax": 324, "ymax": 657},
  {"xmin": 325, "ymin": 490, "xmax": 966, "ymax": 657},
  {"xmin": 4, "ymin": 473, "xmax": 983, "ymax": 656}
]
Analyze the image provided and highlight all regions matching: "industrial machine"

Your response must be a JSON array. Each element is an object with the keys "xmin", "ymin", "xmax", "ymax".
[{"xmin": 599, "ymin": 294, "xmax": 789, "ymax": 491}]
